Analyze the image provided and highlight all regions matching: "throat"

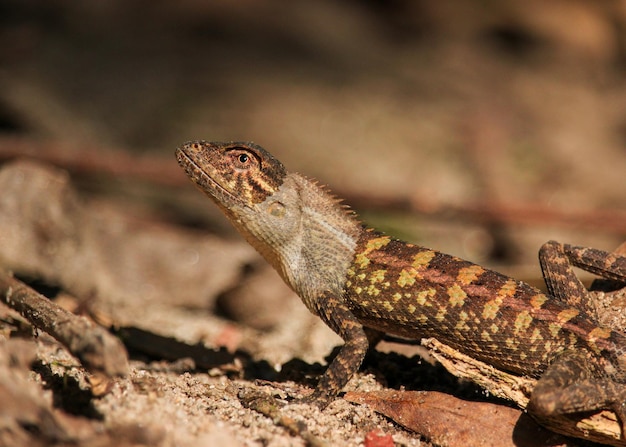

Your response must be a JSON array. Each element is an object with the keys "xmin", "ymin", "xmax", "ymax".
[
  {"xmin": 272, "ymin": 174, "xmax": 362, "ymax": 310},
  {"xmin": 228, "ymin": 173, "xmax": 362, "ymax": 312},
  {"xmin": 289, "ymin": 207, "xmax": 361, "ymax": 310}
]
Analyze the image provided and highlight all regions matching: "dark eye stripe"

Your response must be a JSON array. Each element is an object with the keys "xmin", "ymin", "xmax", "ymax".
[
  {"xmin": 221, "ymin": 143, "xmax": 287, "ymax": 203},
  {"xmin": 249, "ymin": 177, "xmax": 272, "ymax": 198}
]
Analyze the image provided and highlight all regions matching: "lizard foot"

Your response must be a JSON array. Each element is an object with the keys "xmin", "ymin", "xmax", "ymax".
[{"xmin": 292, "ymin": 389, "xmax": 334, "ymax": 410}]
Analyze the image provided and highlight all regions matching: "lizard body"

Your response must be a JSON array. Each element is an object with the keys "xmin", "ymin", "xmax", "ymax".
[
  {"xmin": 176, "ymin": 141, "xmax": 626, "ymax": 439},
  {"xmin": 347, "ymin": 229, "xmax": 624, "ymax": 376}
]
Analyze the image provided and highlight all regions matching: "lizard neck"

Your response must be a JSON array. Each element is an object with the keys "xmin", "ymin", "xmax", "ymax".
[{"xmin": 230, "ymin": 173, "xmax": 362, "ymax": 312}]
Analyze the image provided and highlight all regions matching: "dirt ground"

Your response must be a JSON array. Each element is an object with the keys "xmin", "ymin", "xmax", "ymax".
[{"xmin": 1, "ymin": 1, "xmax": 626, "ymax": 446}]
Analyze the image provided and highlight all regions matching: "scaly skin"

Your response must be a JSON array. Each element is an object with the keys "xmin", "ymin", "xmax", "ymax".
[{"xmin": 176, "ymin": 140, "xmax": 626, "ymax": 439}]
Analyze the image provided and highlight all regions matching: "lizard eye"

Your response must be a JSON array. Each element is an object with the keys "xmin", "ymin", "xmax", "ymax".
[{"xmin": 228, "ymin": 149, "xmax": 258, "ymax": 171}]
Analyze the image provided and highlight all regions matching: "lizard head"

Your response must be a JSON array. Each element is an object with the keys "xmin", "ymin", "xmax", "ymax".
[
  {"xmin": 176, "ymin": 141, "xmax": 287, "ymax": 209},
  {"xmin": 176, "ymin": 141, "xmax": 361, "ymax": 301},
  {"xmin": 176, "ymin": 140, "xmax": 302, "ymax": 284}
]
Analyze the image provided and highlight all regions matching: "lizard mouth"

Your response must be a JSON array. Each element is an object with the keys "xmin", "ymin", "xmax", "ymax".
[{"xmin": 176, "ymin": 148, "xmax": 248, "ymax": 208}]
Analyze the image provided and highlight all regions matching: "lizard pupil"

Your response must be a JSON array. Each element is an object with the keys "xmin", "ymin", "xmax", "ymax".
[{"xmin": 238, "ymin": 154, "xmax": 249, "ymax": 163}]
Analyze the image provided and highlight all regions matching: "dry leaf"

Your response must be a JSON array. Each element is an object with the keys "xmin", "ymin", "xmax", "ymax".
[{"xmin": 345, "ymin": 390, "xmax": 576, "ymax": 447}]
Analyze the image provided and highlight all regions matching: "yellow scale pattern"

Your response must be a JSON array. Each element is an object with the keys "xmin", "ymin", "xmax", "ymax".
[{"xmin": 343, "ymin": 231, "xmax": 615, "ymax": 376}]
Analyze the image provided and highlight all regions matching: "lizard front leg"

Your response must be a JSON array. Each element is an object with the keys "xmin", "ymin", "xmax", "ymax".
[{"xmin": 299, "ymin": 292, "xmax": 383, "ymax": 409}]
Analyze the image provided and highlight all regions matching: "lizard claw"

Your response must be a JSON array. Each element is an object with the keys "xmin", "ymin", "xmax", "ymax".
[{"xmin": 292, "ymin": 390, "xmax": 333, "ymax": 410}]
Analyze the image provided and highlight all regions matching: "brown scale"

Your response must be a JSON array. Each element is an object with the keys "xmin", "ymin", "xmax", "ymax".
[{"xmin": 344, "ymin": 229, "xmax": 620, "ymax": 378}]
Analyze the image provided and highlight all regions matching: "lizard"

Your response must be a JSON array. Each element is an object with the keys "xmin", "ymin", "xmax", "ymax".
[{"xmin": 176, "ymin": 140, "xmax": 626, "ymax": 439}]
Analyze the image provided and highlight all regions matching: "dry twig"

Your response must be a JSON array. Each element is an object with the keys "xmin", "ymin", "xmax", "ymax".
[
  {"xmin": 0, "ymin": 270, "xmax": 128, "ymax": 378},
  {"xmin": 238, "ymin": 388, "xmax": 328, "ymax": 447},
  {"xmin": 1, "ymin": 136, "xmax": 626, "ymax": 233}
]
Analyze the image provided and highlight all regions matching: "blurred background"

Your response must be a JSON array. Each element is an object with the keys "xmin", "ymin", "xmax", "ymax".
[{"xmin": 1, "ymin": 0, "xmax": 626, "ymax": 277}]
